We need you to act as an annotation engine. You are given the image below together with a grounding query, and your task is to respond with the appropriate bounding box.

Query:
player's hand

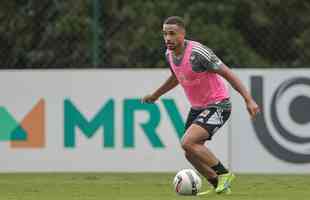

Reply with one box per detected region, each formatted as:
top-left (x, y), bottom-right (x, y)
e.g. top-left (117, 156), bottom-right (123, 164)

top-left (246, 99), bottom-right (260, 119)
top-left (141, 94), bottom-right (158, 104)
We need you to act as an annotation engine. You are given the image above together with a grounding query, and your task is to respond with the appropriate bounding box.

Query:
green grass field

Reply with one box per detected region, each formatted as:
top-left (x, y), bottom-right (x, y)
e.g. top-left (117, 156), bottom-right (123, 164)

top-left (0, 173), bottom-right (309, 200)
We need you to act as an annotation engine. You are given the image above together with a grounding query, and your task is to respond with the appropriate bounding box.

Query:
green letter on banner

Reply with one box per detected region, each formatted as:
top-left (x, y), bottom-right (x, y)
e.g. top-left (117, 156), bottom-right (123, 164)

top-left (162, 99), bottom-right (185, 140)
top-left (64, 99), bottom-right (114, 148)
top-left (123, 99), bottom-right (163, 148)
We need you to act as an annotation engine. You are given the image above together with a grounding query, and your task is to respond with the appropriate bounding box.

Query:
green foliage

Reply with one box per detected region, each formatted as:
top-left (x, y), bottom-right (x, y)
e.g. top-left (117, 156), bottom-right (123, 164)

top-left (0, 0), bottom-right (309, 68)
top-left (0, 0), bottom-right (93, 68)
top-left (235, 1), bottom-right (310, 67)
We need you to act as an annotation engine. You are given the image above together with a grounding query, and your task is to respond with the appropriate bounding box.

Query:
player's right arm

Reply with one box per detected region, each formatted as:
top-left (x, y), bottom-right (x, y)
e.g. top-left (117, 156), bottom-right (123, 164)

top-left (141, 72), bottom-right (179, 103)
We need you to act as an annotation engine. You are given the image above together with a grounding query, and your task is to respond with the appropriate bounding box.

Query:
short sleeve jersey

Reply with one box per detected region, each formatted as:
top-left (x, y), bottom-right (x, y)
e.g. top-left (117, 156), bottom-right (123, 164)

top-left (165, 40), bottom-right (223, 72)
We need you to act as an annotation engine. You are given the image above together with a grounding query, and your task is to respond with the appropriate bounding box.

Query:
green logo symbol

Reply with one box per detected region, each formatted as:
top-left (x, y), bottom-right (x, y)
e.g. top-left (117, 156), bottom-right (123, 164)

top-left (0, 99), bottom-right (45, 148)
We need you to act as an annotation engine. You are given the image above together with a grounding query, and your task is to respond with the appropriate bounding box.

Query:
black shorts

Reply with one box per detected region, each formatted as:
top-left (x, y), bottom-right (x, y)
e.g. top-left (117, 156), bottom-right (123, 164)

top-left (184, 101), bottom-right (231, 140)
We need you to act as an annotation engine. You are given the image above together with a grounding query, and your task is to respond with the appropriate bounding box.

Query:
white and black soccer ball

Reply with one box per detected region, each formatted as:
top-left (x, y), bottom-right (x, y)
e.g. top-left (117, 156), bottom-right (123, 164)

top-left (173, 169), bottom-right (202, 195)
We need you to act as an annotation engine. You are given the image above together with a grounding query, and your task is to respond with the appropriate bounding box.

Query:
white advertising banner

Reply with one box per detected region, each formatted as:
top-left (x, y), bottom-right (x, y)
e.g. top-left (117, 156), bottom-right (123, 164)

top-left (0, 69), bottom-right (309, 173)
top-left (231, 69), bottom-right (310, 173)
top-left (0, 69), bottom-right (228, 172)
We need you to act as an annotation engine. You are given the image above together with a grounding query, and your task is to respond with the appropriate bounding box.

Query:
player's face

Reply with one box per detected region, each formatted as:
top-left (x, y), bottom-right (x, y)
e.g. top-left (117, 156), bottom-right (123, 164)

top-left (162, 24), bottom-right (185, 51)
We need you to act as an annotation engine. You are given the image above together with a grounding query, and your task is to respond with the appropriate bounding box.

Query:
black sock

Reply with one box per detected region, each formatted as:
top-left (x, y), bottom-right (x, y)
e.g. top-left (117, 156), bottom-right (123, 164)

top-left (207, 177), bottom-right (218, 188)
top-left (211, 162), bottom-right (229, 175)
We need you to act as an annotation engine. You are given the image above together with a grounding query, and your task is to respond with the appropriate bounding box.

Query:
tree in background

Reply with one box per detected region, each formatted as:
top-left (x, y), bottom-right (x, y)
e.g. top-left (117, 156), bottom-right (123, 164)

top-left (0, 0), bottom-right (309, 68)
top-left (235, 0), bottom-right (310, 67)
top-left (0, 0), bottom-right (92, 68)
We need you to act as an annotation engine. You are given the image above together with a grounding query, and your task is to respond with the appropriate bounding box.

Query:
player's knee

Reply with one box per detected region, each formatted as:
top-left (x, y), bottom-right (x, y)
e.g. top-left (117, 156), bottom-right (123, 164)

top-left (181, 138), bottom-right (194, 153)
top-left (184, 151), bottom-right (196, 162)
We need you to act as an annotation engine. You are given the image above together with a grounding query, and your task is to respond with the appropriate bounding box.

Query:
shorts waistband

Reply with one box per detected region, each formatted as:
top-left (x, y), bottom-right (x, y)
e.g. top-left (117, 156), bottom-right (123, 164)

top-left (191, 98), bottom-right (230, 110)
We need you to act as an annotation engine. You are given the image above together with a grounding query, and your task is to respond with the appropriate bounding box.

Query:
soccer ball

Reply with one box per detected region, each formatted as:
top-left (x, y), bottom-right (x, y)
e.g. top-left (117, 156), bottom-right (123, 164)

top-left (173, 169), bottom-right (202, 195)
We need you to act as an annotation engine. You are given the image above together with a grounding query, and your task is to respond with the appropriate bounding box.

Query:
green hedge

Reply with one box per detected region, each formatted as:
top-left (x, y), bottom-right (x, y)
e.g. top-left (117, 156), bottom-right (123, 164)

top-left (1, 0), bottom-right (309, 68)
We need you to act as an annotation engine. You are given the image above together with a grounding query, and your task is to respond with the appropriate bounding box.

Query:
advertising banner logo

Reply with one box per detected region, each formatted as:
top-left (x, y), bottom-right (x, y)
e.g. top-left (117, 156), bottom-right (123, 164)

top-left (0, 99), bottom-right (45, 148)
top-left (251, 76), bottom-right (310, 163)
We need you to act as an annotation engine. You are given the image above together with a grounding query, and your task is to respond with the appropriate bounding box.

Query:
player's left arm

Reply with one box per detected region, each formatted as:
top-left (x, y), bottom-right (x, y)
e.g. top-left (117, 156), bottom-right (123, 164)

top-left (211, 64), bottom-right (260, 119)
top-left (192, 44), bottom-right (260, 119)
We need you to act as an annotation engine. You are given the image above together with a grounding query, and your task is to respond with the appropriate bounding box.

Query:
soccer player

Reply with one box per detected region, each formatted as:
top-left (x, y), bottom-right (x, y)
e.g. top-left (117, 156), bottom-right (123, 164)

top-left (142, 16), bottom-right (260, 194)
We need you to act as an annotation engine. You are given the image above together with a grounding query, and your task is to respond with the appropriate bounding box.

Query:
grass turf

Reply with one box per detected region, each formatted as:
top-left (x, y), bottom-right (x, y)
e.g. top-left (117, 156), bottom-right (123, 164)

top-left (0, 173), bottom-right (309, 200)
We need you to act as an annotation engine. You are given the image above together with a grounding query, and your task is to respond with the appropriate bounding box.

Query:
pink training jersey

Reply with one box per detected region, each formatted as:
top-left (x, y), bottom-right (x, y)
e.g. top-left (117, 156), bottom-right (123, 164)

top-left (168, 40), bottom-right (229, 108)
